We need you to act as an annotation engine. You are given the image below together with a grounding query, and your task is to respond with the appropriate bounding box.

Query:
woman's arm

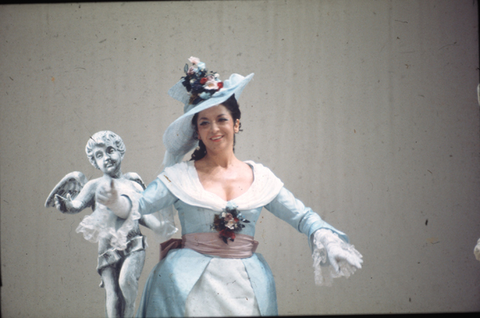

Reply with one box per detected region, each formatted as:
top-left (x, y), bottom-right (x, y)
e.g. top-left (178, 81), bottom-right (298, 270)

top-left (264, 187), bottom-right (348, 242)
top-left (135, 178), bottom-right (179, 241)
top-left (137, 178), bottom-right (178, 215)
top-left (97, 177), bottom-right (177, 218)
top-left (264, 186), bottom-right (362, 285)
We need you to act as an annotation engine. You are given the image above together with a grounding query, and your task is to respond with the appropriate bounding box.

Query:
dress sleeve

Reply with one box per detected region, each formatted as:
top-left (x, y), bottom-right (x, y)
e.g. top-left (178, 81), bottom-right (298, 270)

top-left (137, 177), bottom-right (178, 215)
top-left (264, 186), bottom-right (363, 286)
top-left (125, 178), bottom-right (179, 242)
top-left (263, 186), bottom-right (348, 246)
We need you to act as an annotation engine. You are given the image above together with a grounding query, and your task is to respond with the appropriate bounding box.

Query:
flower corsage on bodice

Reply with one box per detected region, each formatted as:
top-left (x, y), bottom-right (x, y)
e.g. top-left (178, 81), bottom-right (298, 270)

top-left (211, 203), bottom-right (250, 244)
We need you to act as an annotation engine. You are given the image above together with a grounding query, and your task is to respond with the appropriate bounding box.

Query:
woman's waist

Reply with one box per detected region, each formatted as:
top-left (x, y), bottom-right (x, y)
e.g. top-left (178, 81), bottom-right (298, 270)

top-left (160, 232), bottom-right (259, 260)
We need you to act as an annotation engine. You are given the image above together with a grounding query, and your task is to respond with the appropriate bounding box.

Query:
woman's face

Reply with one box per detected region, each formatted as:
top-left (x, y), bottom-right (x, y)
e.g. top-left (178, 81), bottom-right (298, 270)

top-left (196, 104), bottom-right (240, 155)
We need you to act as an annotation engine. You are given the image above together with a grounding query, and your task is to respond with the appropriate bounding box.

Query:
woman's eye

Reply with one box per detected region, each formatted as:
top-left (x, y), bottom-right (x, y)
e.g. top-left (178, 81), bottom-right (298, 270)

top-left (218, 117), bottom-right (228, 122)
top-left (199, 121), bottom-right (209, 126)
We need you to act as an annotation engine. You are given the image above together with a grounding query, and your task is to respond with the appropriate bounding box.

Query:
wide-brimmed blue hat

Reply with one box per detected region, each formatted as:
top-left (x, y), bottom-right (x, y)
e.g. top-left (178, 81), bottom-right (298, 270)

top-left (162, 57), bottom-right (254, 167)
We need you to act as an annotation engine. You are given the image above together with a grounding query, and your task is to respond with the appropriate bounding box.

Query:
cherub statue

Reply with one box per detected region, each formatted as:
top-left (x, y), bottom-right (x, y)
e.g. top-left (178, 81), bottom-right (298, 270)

top-left (45, 130), bottom-right (174, 318)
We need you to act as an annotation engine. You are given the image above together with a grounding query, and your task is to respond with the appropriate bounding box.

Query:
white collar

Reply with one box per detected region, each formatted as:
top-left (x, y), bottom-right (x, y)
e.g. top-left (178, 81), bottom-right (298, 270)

top-left (158, 160), bottom-right (284, 211)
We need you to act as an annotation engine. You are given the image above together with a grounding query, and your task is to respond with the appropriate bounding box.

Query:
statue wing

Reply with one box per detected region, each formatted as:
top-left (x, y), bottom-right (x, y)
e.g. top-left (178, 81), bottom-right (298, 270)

top-left (124, 172), bottom-right (146, 190)
top-left (45, 171), bottom-right (88, 208)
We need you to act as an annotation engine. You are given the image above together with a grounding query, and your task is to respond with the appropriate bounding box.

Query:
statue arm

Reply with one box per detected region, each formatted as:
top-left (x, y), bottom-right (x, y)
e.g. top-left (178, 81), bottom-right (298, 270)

top-left (55, 179), bottom-right (96, 214)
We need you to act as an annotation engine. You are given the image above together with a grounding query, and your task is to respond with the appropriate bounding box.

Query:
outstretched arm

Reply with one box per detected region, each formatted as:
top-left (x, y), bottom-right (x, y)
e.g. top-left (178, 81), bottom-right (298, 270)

top-left (133, 177), bottom-right (179, 241)
top-left (139, 213), bottom-right (162, 230)
top-left (54, 180), bottom-right (96, 214)
top-left (96, 179), bottom-right (132, 219)
top-left (264, 187), bottom-right (363, 286)
top-left (55, 193), bottom-right (82, 213)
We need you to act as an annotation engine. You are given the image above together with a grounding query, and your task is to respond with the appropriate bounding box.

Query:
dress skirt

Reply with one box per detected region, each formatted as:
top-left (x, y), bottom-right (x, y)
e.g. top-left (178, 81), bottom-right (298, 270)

top-left (135, 248), bottom-right (277, 317)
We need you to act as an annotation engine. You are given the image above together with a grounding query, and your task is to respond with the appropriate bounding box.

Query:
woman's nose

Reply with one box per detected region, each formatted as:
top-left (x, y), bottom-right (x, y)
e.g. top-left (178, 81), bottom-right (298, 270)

top-left (211, 121), bottom-right (219, 131)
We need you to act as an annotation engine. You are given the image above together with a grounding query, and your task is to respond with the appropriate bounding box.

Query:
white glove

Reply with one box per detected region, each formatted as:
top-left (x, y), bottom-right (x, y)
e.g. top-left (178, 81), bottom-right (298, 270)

top-left (312, 228), bottom-right (363, 286)
top-left (474, 238), bottom-right (480, 261)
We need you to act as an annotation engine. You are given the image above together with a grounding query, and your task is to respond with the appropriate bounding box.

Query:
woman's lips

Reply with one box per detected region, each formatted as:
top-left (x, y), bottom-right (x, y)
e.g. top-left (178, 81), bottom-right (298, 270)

top-left (210, 135), bottom-right (223, 141)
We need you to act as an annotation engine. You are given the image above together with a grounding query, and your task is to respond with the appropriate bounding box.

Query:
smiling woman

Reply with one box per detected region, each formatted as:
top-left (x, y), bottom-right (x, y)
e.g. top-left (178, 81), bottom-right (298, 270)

top-left (96, 57), bottom-right (363, 317)
top-left (190, 95), bottom-right (242, 161)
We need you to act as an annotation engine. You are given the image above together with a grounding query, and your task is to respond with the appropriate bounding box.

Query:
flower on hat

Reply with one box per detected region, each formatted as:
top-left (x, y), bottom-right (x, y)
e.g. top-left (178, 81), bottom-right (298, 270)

top-left (199, 92), bottom-right (212, 100)
top-left (197, 62), bottom-right (206, 71)
top-left (205, 79), bottom-right (220, 90)
top-left (188, 56), bottom-right (200, 65)
top-left (187, 67), bottom-right (196, 76)
top-left (181, 57), bottom-right (224, 105)
top-left (163, 58), bottom-right (254, 167)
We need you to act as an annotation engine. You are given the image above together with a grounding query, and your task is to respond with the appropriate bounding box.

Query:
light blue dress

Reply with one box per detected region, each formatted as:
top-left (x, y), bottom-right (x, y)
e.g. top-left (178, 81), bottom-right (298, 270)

top-left (134, 161), bottom-right (348, 317)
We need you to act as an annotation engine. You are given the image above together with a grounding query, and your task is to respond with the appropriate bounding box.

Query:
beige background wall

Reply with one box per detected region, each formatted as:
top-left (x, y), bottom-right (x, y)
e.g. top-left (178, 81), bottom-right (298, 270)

top-left (1, 1), bottom-right (479, 316)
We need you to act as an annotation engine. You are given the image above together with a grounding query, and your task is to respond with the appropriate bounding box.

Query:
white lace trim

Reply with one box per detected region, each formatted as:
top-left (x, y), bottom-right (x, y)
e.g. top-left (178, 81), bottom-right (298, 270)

top-left (312, 229), bottom-right (363, 286)
top-left (75, 188), bottom-right (142, 251)
top-left (145, 206), bottom-right (178, 243)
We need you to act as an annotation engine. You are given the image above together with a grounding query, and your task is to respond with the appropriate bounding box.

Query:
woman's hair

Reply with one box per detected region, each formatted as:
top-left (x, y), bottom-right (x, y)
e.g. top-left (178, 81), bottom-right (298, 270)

top-left (190, 94), bottom-right (242, 161)
top-left (85, 130), bottom-right (126, 169)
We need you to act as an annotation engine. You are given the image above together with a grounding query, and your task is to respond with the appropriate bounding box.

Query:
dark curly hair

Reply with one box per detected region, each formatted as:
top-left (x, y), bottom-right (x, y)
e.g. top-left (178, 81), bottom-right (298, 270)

top-left (190, 94), bottom-right (242, 161)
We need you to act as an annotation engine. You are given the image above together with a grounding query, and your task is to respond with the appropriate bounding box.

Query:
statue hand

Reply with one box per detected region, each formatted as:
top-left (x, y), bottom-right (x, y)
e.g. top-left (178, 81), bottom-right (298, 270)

top-left (96, 179), bottom-right (119, 208)
top-left (54, 193), bottom-right (74, 214)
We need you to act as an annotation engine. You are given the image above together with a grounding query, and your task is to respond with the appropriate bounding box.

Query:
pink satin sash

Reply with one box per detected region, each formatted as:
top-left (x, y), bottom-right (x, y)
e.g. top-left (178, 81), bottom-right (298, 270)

top-left (159, 233), bottom-right (259, 261)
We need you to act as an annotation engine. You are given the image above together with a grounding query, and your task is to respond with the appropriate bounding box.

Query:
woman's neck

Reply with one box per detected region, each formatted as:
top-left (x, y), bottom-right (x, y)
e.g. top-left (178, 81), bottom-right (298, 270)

top-left (201, 151), bottom-right (239, 169)
top-left (194, 151), bottom-right (253, 202)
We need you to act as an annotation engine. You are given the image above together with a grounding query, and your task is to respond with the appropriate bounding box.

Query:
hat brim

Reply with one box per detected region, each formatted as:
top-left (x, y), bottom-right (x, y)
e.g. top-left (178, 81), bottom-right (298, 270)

top-left (162, 73), bottom-right (254, 166)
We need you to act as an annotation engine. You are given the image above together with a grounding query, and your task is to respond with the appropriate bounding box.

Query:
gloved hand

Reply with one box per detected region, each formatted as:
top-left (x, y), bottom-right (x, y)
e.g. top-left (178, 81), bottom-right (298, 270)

top-left (474, 238), bottom-right (480, 261)
top-left (312, 228), bottom-right (363, 286)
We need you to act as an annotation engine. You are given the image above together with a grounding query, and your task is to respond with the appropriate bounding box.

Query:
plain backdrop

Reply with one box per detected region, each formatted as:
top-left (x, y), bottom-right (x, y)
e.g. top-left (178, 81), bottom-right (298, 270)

top-left (1, 1), bottom-right (479, 316)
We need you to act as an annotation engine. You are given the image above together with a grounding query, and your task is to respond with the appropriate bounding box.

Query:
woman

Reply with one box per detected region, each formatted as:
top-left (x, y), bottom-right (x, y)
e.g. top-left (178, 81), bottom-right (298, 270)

top-left (97, 57), bottom-right (363, 317)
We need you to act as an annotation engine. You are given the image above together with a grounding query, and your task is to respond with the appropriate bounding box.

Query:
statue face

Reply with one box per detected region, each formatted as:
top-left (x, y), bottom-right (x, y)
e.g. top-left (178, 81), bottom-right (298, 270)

top-left (93, 144), bottom-right (122, 177)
